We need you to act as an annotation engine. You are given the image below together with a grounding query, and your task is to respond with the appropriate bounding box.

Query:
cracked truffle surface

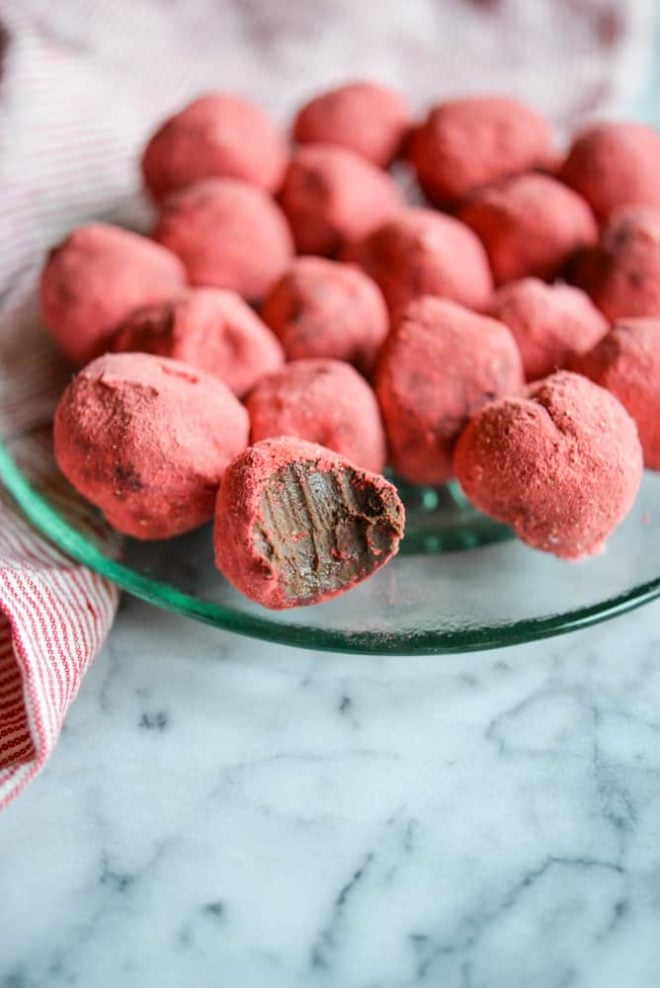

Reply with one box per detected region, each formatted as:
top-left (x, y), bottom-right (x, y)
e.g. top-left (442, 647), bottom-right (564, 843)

top-left (54, 352), bottom-right (249, 540)
top-left (214, 437), bottom-right (404, 609)
top-left (39, 223), bottom-right (187, 368)
top-left (375, 297), bottom-right (524, 485)
top-left (454, 370), bottom-right (643, 559)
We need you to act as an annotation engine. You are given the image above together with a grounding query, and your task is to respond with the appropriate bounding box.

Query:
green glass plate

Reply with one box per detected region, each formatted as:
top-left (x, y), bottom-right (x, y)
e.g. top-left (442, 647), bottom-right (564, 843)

top-left (2, 434), bottom-right (659, 655)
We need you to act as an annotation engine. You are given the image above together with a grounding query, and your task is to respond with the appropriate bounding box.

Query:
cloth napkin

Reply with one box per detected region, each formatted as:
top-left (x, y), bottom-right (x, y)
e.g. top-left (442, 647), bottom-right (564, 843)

top-left (0, 0), bottom-right (656, 808)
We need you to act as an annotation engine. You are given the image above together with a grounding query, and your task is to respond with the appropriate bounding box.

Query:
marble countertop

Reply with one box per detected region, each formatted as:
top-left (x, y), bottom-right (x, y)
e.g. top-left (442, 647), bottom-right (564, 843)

top-left (3, 595), bottom-right (660, 987)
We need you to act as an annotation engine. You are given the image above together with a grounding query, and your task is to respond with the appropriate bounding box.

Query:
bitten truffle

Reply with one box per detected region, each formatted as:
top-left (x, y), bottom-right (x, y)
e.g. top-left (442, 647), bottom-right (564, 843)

top-left (278, 144), bottom-right (402, 255)
top-left (454, 371), bottom-right (643, 559)
top-left (458, 173), bottom-right (597, 285)
top-left (293, 81), bottom-right (409, 166)
top-left (111, 287), bottom-right (283, 397)
top-left (54, 352), bottom-right (249, 540)
top-left (260, 257), bottom-right (388, 375)
top-left (410, 96), bottom-right (551, 207)
top-left (153, 178), bottom-right (294, 301)
top-left (570, 206), bottom-right (660, 320)
top-left (246, 358), bottom-right (386, 473)
top-left (375, 297), bottom-right (524, 484)
top-left (213, 437), bottom-right (404, 609)
top-left (348, 208), bottom-right (493, 316)
top-left (39, 223), bottom-right (186, 367)
top-left (141, 92), bottom-right (287, 202)
top-left (489, 278), bottom-right (607, 380)
top-left (559, 122), bottom-right (660, 222)
top-left (572, 317), bottom-right (660, 469)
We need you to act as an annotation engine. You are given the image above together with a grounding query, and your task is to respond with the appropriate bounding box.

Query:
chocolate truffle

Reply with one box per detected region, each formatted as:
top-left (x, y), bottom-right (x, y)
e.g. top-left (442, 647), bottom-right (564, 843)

top-left (573, 317), bottom-right (660, 469)
top-left (489, 278), bottom-right (607, 381)
top-left (559, 122), bottom-right (660, 222)
top-left (214, 437), bottom-right (404, 609)
top-left (111, 287), bottom-right (283, 397)
top-left (410, 96), bottom-right (551, 207)
top-left (141, 92), bottom-right (287, 202)
top-left (459, 173), bottom-right (597, 285)
top-left (260, 257), bottom-right (388, 375)
top-left (375, 297), bottom-right (524, 485)
top-left (293, 80), bottom-right (409, 166)
top-left (348, 207), bottom-right (493, 316)
top-left (246, 359), bottom-right (386, 473)
top-left (570, 206), bottom-right (660, 320)
top-left (54, 352), bottom-right (249, 540)
top-left (39, 223), bottom-right (186, 367)
top-left (153, 178), bottom-right (294, 302)
top-left (454, 371), bottom-right (643, 559)
top-left (278, 144), bottom-right (402, 255)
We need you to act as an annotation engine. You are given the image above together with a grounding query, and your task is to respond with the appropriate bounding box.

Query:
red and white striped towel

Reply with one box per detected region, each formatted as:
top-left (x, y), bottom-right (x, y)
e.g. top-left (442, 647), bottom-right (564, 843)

top-left (0, 0), bottom-right (656, 808)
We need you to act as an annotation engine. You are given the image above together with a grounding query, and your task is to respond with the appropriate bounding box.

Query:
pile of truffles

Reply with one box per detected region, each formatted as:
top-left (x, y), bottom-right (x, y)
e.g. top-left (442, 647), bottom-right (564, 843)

top-left (44, 84), bottom-right (660, 609)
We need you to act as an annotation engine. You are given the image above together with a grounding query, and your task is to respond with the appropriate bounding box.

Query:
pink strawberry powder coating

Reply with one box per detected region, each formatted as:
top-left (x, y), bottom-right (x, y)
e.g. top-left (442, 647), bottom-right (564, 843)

top-left (214, 437), bottom-right (404, 609)
top-left (111, 287), bottom-right (283, 397)
top-left (246, 358), bottom-right (386, 473)
top-left (573, 317), bottom-right (660, 470)
top-left (54, 352), bottom-right (249, 540)
top-left (141, 92), bottom-right (287, 202)
top-left (153, 178), bottom-right (294, 302)
top-left (39, 223), bottom-right (186, 368)
top-left (454, 370), bottom-right (642, 559)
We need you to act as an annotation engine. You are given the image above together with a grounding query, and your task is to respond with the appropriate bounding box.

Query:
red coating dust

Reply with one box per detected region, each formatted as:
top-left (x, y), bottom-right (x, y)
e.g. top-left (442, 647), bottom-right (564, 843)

top-left (454, 371), bottom-right (643, 559)
top-left (375, 297), bottom-right (524, 485)
top-left (153, 178), bottom-right (294, 301)
top-left (571, 206), bottom-right (660, 320)
top-left (293, 81), bottom-right (409, 167)
top-left (278, 144), bottom-right (402, 255)
top-left (111, 287), bottom-right (283, 397)
top-left (214, 437), bottom-right (405, 609)
top-left (410, 96), bottom-right (552, 207)
top-left (141, 92), bottom-right (287, 202)
top-left (246, 358), bottom-right (387, 473)
top-left (39, 223), bottom-right (187, 368)
top-left (559, 122), bottom-right (660, 222)
top-left (572, 317), bottom-right (660, 470)
top-left (54, 352), bottom-right (249, 540)
top-left (489, 278), bottom-right (608, 381)
top-left (347, 208), bottom-right (494, 316)
top-left (260, 257), bottom-right (388, 376)
top-left (458, 173), bottom-right (597, 284)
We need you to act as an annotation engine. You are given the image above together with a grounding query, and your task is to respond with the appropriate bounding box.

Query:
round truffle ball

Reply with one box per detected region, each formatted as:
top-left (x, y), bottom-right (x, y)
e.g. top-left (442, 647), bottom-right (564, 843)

top-left (375, 297), bottom-right (524, 485)
top-left (559, 122), bottom-right (660, 222)
top-left (293, 80), bottom-right (409, 167)
top-left (410, 96), bottom-right (551, 207)
top-left (214, 437), bottom-right (405, 609)
top-left (489, 278), bottom-right (607, 381)
top-left (278, 144), bottom-right (402, 255)
top-left (454, 371), bottom-right (643, 559)
top-left (348, 208), bottom-right (494, 316)
top-left (111, 287), bottom-right (283, 397)
top-left (260, 257), bottom-right (388, 376)
top-left (54, 352), bottom-right (249, 540)
top-left (141, 92), bottom-right (287, 202)
top-left (458, 173), bottom-right (597, 285)
top-left (153, 179), bottom-right (293, 302)
top-left (572, 317), bottom-right (660, 470)
top-left (246, 358), bottom-right (386, 473)
top-left (570, 206), bottom-right (660, 320)
top-left (39, 223), bottom-right (187, 367)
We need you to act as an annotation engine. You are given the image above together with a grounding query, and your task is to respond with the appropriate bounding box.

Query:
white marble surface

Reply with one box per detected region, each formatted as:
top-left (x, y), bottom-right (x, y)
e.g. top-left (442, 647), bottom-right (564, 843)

top-left (2, 596), bottom-right (660, 987)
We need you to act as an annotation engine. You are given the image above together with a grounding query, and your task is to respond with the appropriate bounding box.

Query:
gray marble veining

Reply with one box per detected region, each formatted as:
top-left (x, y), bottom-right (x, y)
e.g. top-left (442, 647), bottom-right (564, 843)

top-left (2, 597), bottom-right (660, 987)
